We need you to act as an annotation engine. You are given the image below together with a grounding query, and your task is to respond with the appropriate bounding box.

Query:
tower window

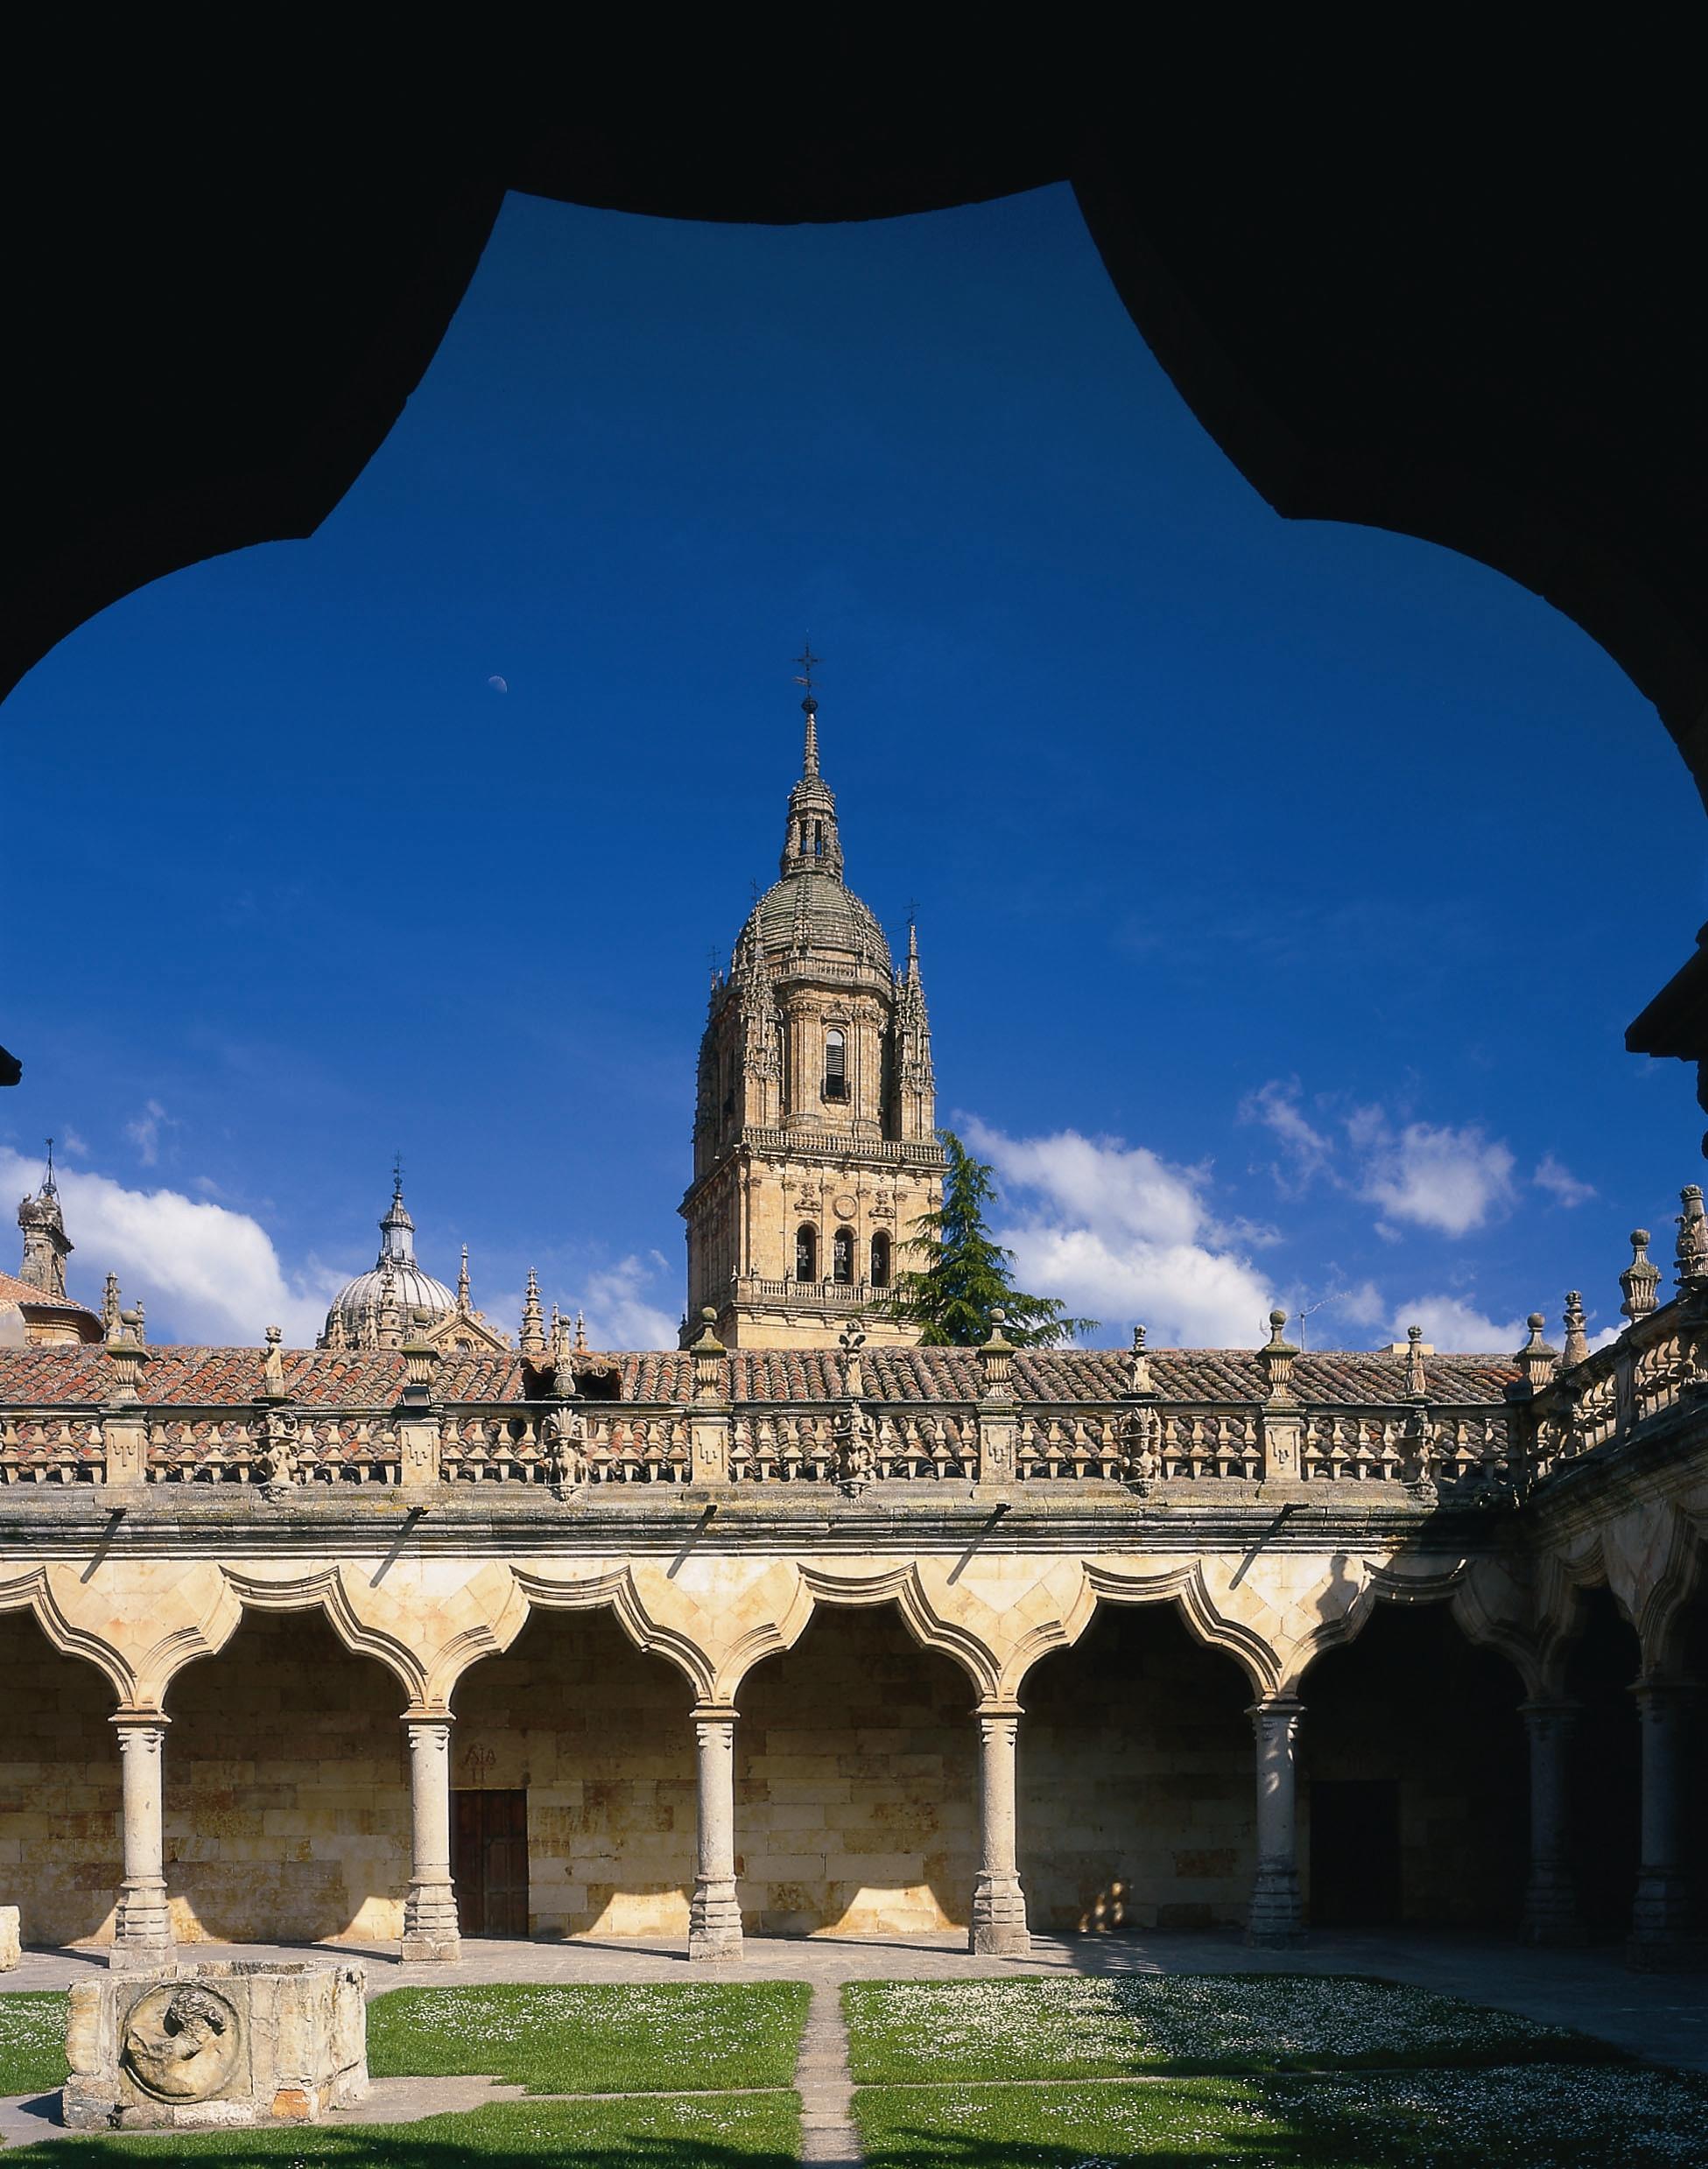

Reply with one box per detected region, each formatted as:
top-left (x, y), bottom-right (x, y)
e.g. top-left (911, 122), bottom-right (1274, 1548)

top-left (833, 1227), bottom-right (854, 1284)
top-left (823, 1028), bottom-right (847, 1101)
top-left (795, 1225), bottom-right (818, 1282)
top-left (813, 819), bottom-right (824, 858)
top-left (870, 1232), bottom-right (890, 1287)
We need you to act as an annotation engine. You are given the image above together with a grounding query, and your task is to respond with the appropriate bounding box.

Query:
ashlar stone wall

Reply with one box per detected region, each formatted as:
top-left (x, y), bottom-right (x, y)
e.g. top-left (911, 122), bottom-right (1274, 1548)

top-left (163, 1613), bottom-right (409, 1947)
top-left (0, 1613), bottom-right (121, 1947)
top-left (450, 1611), bottom-right (697, 1939)
top-left (734, 1605), bottom-right (978, 1934)
top-left (1018, 1604), bottom-right (1255, 1934)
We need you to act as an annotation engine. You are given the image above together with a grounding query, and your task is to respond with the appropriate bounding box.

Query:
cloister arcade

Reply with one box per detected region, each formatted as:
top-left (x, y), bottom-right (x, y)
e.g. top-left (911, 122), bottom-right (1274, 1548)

top-left (0, 1531), bottom-right (1699, 1967)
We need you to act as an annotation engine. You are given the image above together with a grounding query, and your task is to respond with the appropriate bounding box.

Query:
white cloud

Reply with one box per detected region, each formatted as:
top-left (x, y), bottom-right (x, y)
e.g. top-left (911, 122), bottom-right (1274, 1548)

top-left (562, 1253), bottom-right (678, 1351)
top-left (1240, 1079), bottom-right (1333, 1192)
top-left (124, 1099), bottom-right (175, 1168)
top-left (1385, 1293), bottom-right (1525, 1351)
top-left (959, 1119), bottom-right (1276, 1347)
top-left (0, 1149), bottom-right (340, 1345)
top-left (1334, 1280), bottom-right (1388, 1329)
top-left (1352, 1114), bottom-right (1516, 1238)
top-left (1533, 1155), bottom-right (1596, 1208)
top-left (57, 1129), bottom-right (89, 1159)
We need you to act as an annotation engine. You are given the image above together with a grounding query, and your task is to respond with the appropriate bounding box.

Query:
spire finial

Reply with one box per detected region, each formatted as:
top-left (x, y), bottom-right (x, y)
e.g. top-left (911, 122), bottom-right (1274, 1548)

top-left (519, 1268), bottom-right (546, 1356)
top-left (391, 1151), bottom-right (404, 1203)
top-left (457, 1244), bottom-right (471, 1313)
top-left (793, 641), bottom-right (823, 778)
top-left (42, 1138), bottom-right (56, 1198)
top-left (573, 1309), bottom-right (587, 1352)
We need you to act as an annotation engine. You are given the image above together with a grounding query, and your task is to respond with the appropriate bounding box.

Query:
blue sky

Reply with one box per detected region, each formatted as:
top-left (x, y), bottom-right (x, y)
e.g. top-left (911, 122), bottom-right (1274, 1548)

top-left (3, 184), bottom-right (1703, 1352)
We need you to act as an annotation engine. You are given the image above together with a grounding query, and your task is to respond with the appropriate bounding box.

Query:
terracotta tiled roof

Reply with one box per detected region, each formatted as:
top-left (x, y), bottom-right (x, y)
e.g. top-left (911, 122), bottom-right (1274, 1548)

top-left (0, 1342), bottom-right (1517, 1409)
top-left (0, 1269), bottom-right (102, 1334)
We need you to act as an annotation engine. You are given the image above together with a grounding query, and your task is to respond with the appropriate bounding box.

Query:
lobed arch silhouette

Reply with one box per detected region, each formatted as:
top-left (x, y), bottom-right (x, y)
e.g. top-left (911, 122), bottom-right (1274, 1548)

top-left (5, 42), bottom-right (1704, 1095)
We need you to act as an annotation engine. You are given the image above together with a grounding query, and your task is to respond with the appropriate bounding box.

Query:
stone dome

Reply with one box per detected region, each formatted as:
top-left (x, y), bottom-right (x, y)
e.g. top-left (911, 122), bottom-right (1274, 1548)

top-left (326, 1260), bottom-right (457, 1333)
top-left (320, 1176), bottom-right (456, 1345)
top-left (737, 870), bottom-right (893, 972)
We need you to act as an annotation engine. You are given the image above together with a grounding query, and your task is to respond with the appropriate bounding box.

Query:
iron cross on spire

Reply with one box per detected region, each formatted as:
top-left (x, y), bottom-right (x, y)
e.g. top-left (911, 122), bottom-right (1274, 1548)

top-left (792, 641), bottom-right (822, 693)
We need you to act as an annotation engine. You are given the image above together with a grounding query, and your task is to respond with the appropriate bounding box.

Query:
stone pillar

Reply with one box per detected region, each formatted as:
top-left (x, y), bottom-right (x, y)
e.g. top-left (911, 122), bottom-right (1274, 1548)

top-left (400, 1715), bottom-right (461, 1962)
top-left (109, 1715), bottom-right (172, 1969)
top-left (1518, 1699), bottom-right (1585, 1944)
top-left (689, 1704), bottom-right (742, 1961)
top-left (1628, 1677), bottom-right (1700, 1964)
top-left (969, 1705), bottom-right (1030, 1955)
top-left (1246, 1695), bottom-right (1305, 1946)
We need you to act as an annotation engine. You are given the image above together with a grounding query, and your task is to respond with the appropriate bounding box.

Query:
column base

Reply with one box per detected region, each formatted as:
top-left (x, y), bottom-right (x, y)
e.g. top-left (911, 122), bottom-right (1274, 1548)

top-left (110, 1883), bottom-right (172, 1970)
top-left (689, 1877), bottom-right (743, 1962)
top-left (1518, 1870), bottom-right (1587, 1947)
top-left (969, 1875), bottom-right (1031, 1956)
top-left (1246, 1862), bottom-right (1305, 1948)
top-left (402, 1879), bottom-right (461, 1962)
top-left (1627, 1870), bottom-right (1702, 1968)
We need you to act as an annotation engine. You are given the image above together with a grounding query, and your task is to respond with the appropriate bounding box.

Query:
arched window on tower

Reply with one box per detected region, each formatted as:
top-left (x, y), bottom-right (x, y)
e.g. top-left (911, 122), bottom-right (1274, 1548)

top-left (870, 1232), bottom-right (890, 1287)
top-left (832, 1227), bottom-right (854, 1284)
top-left (823, 1028), bottom-right (847, 1101)
top-left (795, 1225), bottom-right (818, 1282)
top-left (813, 819), bottom-right (825, 859)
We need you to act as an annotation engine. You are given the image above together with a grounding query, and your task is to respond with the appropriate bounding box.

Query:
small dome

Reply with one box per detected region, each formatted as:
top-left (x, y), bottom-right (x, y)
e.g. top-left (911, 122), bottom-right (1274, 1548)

top-left (326, 1261), bottom-right (457, 1333)
top-left (738, 870), bottom-right (892, 972)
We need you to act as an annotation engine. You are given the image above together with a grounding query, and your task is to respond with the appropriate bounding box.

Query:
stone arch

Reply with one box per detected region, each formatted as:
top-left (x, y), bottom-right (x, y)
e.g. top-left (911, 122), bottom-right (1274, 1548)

top-left (1295, 1601), bottom-right (1527, 1932)
top-left (0, 1562), bottom-right (243, 1712)
top-left (732, 1595), bottom-right (978, 1936)
top-left (448, 1604), bottom-right (698, 1941)
top-left (161, 1605), bottom-right (411, 1947)
top-left (1017, 1599), bottom-right (1255, 1935)
top-left (0, 1606), bottom-right (124, 1947)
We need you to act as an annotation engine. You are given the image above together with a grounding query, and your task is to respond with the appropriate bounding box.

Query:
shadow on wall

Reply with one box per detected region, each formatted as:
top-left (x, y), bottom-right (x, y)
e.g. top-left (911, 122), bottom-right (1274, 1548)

top-left (0, 1610), bottom-right (122, 1947)
top-left (163, 1610), bottom-right (408, 1947)
top-left (1018, 1604), bottom-right (1255, 1934)
top-left (1563, 1588), bottom-right (1641, 1942)
top-left (735, 1604), bottom-right (977, 1936)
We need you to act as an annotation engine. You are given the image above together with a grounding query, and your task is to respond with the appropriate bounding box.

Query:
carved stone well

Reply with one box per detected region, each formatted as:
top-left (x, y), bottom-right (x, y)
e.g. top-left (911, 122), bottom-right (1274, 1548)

top-left (63, 1960), bottom-right (368, 2130)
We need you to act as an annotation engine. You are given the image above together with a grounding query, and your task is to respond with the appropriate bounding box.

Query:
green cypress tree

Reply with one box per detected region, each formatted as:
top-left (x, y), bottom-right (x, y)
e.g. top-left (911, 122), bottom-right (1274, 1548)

top-left (875, 1130), bottom-right (1097, 1347)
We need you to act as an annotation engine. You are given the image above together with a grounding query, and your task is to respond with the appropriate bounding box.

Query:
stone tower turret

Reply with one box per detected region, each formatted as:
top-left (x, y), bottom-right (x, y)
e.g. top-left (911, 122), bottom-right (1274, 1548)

top-left (680, 691), bottom-right (945, 1347)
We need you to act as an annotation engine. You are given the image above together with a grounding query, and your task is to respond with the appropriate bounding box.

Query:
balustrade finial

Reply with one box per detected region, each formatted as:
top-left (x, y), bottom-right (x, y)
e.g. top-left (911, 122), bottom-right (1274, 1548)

top-left (1676, 1186), bottom-right (1708, 1288)
top-left (1562, 1291), bottom-right (1589, 1367)
top-left (1516, 1312), bottom-right (1559, 1390)
top-left (1259, 1309), bottom-right (1297, 1400)
top-left (1620, 1229), bottom-right (1661, 1328)
top-left (1404, 1323), bottom-right (1428, 1399)
top-left (1127, 1323), bottom-right (1154, 1399)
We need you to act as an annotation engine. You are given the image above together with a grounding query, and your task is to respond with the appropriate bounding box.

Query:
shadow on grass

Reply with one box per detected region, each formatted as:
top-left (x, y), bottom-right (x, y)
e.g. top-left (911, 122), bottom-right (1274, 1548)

top-left (5, 2096), bottom-right (799, 2166)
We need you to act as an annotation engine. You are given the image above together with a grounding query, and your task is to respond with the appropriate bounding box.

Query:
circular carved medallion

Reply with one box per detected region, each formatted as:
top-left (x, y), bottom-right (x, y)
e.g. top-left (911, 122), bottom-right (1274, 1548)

top-left (833, 1194), bottom-right (857, 1220)
top-left (122, 1983), bottom-right (242, 2102)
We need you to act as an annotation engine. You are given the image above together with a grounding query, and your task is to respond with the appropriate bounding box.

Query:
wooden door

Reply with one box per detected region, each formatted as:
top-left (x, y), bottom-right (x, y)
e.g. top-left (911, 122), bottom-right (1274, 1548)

top-left (453, 1788), bottom-right (529, 1937)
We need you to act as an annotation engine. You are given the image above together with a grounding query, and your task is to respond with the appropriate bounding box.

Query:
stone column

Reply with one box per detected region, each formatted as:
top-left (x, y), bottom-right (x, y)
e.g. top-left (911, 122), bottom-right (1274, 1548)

top-left (1246, 1695), bottom-right (1305, 1946)
top-left (1518, 1699), bottom-right (1585, 1945)
top-left (969, 1705), bottom-right (1030, 1955)
top-left (400, 1714), bottom-right (461, 1962)
top-left (1628, 1677), bottom-right (1700, 1964)
top-left (689, 1704), bottom-right (742, 1961)
top-left (109, 1714), bottom-right (172, 1969)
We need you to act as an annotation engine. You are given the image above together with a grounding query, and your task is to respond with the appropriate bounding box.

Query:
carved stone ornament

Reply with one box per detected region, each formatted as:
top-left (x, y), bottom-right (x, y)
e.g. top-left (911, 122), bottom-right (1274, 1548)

top-left (833, 1401), bottom-right (875, 1495)
top-left (255, 1409), bottom-right (300, 1493)
top-left (1121, 1401), bottom-right (1161, 1492)
top-left (541, 1407), bottom-right (587, 1492)
top-left (833, 1194), bottom-right (857, 1220)
top-left (122, 1983), bottom-right (242, 2102)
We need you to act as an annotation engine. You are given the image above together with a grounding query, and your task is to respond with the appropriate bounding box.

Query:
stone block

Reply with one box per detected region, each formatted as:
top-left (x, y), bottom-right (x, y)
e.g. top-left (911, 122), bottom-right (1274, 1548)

top-left (0, 1905), bottom-right (18, 1969)
top-left (62, 1960), bottom-right (367, 2130)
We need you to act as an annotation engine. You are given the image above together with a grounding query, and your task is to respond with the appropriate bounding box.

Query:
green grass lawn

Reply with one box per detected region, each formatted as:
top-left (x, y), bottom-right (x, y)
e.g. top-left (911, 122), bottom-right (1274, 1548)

top-left (842, 1974), bottom-right (1612, 2083)
top-left (847, 1976), bottom-right (1708, 2168)
top-left (4, 2090), bottom-right (800, 2165)
top-left (853, 2066), bottom-right (1708, 2167)
top-left (0, 1994), bottom-right (68, 2095)
top-left (368, 1981), bottom-right (810, 2093)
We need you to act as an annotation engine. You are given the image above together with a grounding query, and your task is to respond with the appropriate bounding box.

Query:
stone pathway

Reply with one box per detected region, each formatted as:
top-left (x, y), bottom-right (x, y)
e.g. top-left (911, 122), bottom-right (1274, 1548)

top-left (796, 1980), bottom-right (859, 2165)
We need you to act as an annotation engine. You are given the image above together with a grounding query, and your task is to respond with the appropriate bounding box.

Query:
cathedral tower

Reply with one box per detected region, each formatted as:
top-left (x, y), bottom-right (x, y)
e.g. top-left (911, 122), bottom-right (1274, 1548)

top-left (681, 693), bottom-right (945, 1347)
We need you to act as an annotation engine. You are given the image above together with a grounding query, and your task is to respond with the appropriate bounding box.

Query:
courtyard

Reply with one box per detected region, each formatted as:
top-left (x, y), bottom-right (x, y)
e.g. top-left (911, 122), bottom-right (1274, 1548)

top-left (0, 1933), bottom-right (1703, 2165)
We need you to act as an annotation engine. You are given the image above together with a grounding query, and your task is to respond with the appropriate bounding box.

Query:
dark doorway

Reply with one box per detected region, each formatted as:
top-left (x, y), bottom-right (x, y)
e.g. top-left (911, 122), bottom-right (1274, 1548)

top-left (1310, 1779), bottom-right (1401, 1926)
top-left (453, 1788), bottom-right (529, 1937)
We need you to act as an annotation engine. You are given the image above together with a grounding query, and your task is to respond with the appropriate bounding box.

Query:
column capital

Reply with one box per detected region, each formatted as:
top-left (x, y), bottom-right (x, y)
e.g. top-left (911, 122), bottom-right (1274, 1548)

top-left (1631, 1674), bottom-right (1701, 1709)
top-left (402, 1707), bottom-right (455, 1729)
top-left (1246, 1694), bottom-right (1304, 1724)
top-left (691, 1702), bottom-right (739, 1725)
top-left (110, 1709), bottom-right (169, 1734)
top-left (974, 1701), bottom-right (1023, 1723)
